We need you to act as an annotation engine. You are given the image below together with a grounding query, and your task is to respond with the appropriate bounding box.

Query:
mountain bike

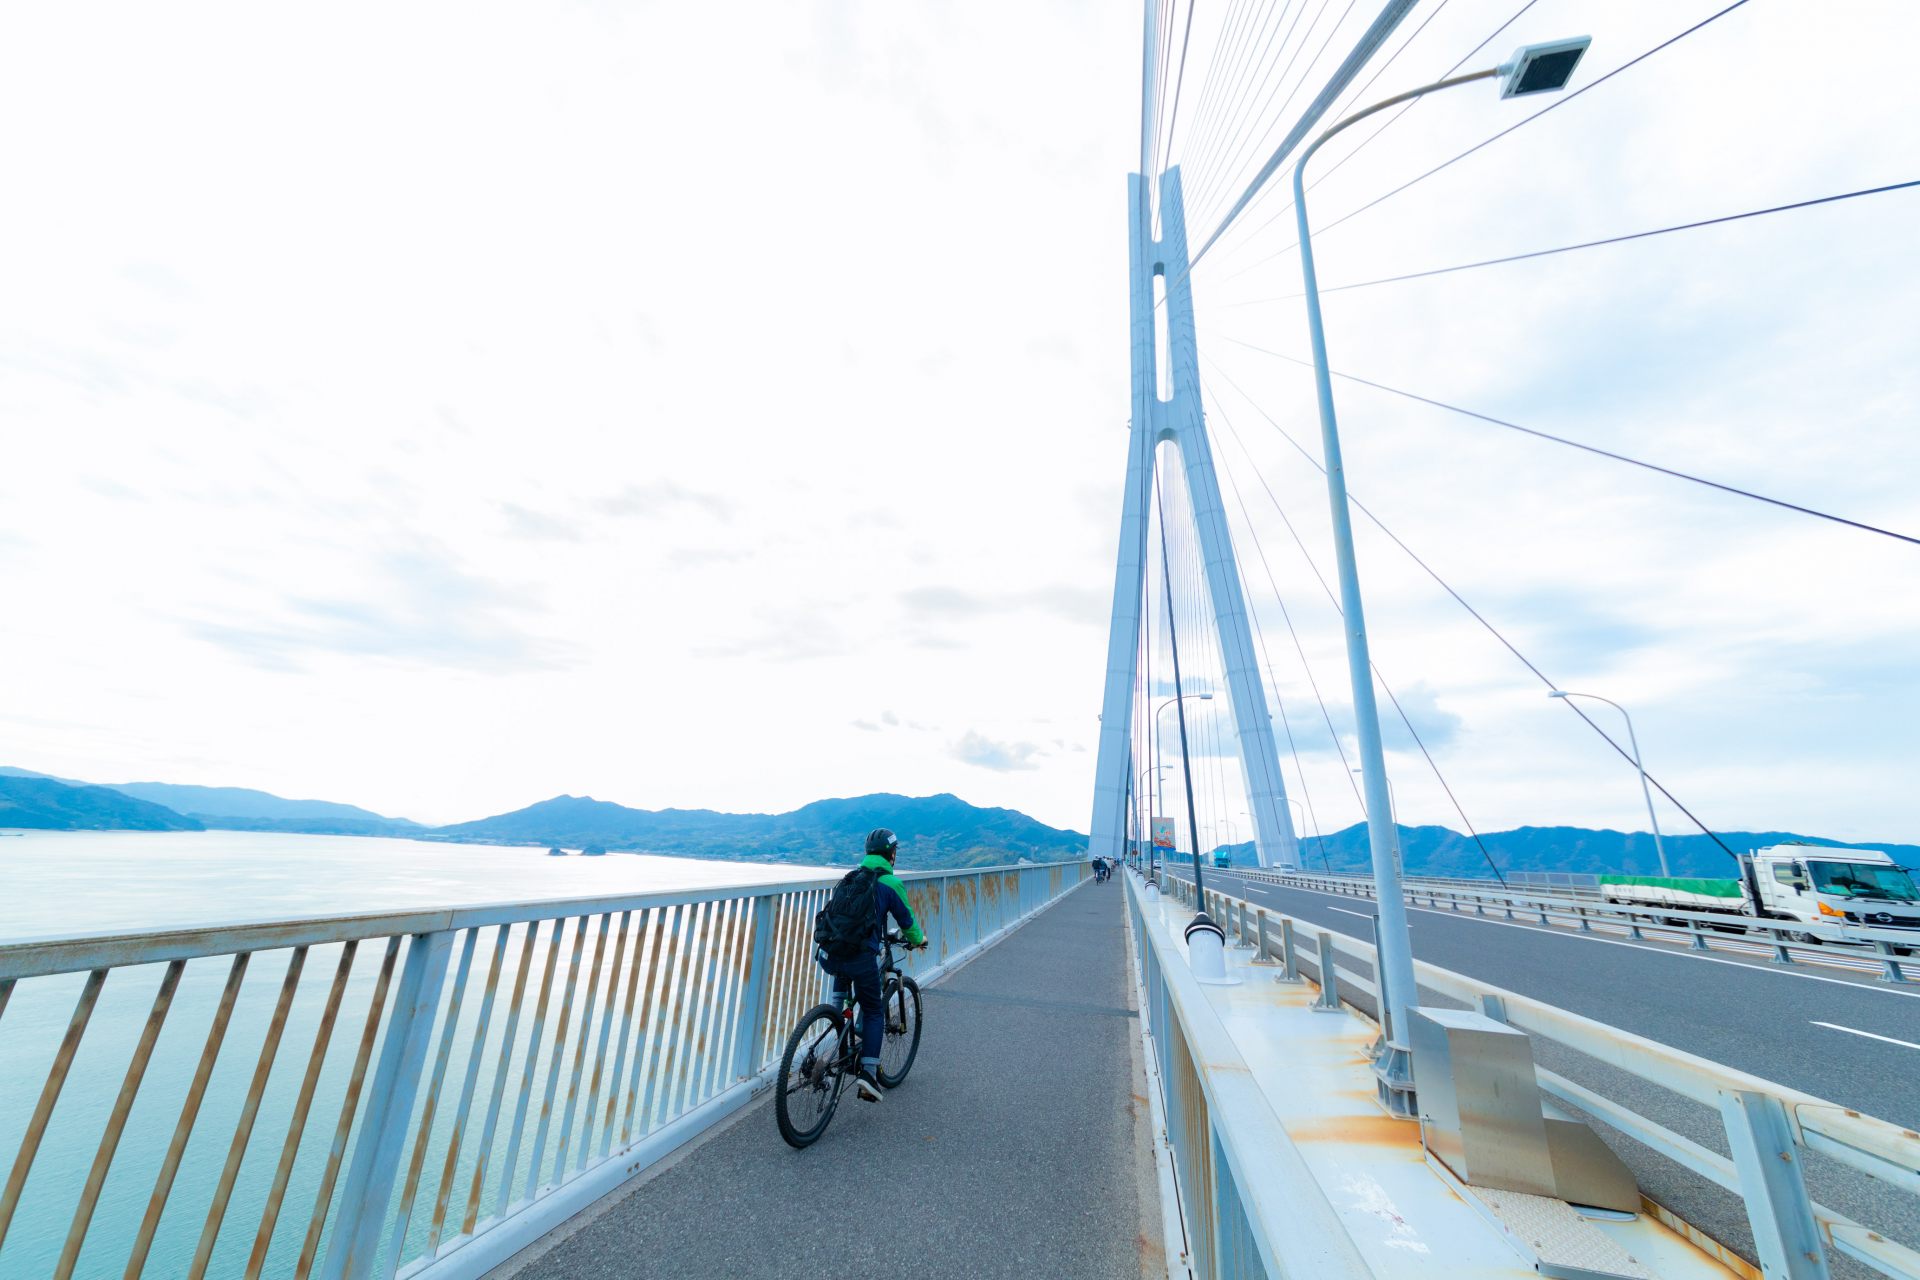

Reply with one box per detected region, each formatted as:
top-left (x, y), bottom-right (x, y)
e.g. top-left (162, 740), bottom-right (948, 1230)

top-left (775, 931), bottom-right (925, 1149)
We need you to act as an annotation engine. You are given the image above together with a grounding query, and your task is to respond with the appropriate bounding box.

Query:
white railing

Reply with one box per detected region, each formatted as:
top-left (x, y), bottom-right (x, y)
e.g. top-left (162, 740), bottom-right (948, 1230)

top-left (1229, 866), bottom-right (1919, 982)
top-left (1157, 871), bottom-right (1920, 1280)
top-left (1123, 876), bottom-right (1371, 1280)
top-left (0, 860), bottom-right (1087, 1280)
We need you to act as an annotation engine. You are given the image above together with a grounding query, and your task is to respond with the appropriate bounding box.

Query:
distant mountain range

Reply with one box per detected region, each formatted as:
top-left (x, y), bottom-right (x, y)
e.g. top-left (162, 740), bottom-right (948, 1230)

top-left (0, 775), bottom-right (204, 832)
top-left (0, 766), bottom-right (1080, 868)
top-left (436, 792), bottom-right (1084, 868)
top-left (5, 763), bottom-right (1914, 877)
top-left (1208, 823), bottom-right (1920, 878)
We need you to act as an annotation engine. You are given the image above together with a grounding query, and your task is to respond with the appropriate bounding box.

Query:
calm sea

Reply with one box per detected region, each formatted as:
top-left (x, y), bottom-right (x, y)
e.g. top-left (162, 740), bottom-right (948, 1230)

top-left (0, 830), bottom-right (829, 1278)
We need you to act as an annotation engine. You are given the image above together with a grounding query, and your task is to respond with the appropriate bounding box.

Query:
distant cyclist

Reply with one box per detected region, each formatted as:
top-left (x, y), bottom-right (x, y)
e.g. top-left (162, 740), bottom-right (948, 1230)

top-left (813, 828), bottom-right (926, 1102)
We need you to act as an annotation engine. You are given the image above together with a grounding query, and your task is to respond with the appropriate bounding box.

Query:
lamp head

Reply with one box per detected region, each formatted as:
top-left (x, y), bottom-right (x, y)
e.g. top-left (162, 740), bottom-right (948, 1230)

top-left (1547, 690), bottom-right (1569, 699)
top-left (1498, 36), bottom-right (1591, 98)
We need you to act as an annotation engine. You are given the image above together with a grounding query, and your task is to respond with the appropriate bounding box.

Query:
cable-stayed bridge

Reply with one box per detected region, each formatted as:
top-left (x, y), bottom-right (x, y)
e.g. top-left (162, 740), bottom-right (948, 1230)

top-left (4, 2), bottom-right (1919, 1278)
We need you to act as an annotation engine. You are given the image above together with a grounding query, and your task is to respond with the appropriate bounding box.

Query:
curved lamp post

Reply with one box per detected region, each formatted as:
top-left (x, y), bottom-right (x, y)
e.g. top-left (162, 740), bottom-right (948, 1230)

top-left (1550, 689), bottom-right (1669, 876)
top-left (1292, 35), bottom-right (1592, 1113)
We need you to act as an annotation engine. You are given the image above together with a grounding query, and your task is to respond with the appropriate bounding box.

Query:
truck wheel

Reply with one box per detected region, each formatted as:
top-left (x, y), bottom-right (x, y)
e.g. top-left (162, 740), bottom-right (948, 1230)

top-left (1791, 931), bottom-right (1822, 945)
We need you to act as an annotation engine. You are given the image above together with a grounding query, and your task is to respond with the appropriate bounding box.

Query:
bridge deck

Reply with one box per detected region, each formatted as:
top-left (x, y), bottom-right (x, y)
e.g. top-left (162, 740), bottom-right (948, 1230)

top-left (495, 881), bottom-right (1160, 1280)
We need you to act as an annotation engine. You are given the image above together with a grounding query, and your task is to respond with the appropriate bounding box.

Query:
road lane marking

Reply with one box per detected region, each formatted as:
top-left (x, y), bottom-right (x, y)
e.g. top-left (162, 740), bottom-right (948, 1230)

top-left (1328, 907), bottom-right (1374, 920)
top-left (1812, 1021), bottom-right (1920, 1050)
top-left (1171, 872), bottom-right (1920, 1001)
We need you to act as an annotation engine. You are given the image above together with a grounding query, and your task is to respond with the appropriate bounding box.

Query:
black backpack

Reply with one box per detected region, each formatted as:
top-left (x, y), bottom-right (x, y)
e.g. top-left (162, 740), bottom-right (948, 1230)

top-left (814, 865), bottom-right (880, 959)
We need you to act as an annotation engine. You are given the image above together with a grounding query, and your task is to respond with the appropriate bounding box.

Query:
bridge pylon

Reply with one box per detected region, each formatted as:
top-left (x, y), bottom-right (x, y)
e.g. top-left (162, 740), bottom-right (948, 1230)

top-left (1090, 166), bottom-right (1300, 872)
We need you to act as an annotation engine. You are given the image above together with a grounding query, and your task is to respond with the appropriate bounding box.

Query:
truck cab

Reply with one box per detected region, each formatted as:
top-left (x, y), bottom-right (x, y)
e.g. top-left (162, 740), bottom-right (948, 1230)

top-left (1212, 851), bottom-right (1232, 869)
top-left (1745, 845), bottom-right (1920, 937)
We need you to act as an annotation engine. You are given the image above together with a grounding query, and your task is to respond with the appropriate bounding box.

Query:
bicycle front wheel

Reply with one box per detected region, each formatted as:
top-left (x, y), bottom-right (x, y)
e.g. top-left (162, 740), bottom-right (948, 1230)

top-left (777, 1004), bottom-right (846, 1149)
top-left (876, 975), bottom-right (922, 1087)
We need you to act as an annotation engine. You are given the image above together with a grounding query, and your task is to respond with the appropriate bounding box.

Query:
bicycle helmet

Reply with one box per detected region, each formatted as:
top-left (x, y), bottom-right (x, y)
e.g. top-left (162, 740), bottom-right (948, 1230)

top-left (865, 828), bottom-right (900, 862)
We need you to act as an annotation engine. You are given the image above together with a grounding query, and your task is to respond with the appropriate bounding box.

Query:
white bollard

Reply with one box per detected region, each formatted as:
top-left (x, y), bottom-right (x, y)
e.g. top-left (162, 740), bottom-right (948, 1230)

top-left (1186, 913), bottom-right (1236, 985)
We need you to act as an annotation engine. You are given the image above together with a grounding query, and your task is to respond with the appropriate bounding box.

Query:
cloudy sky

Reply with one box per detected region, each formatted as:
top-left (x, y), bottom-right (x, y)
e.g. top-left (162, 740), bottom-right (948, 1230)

top-left (2, 1), bottom-right (1915, 845)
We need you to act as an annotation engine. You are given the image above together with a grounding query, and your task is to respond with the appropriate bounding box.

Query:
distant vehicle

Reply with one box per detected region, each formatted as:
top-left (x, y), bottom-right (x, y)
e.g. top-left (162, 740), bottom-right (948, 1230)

top-left (1599, 844), bottom-right (1920, 945)
top-left (1212, 851), bottom-right (1232, 869)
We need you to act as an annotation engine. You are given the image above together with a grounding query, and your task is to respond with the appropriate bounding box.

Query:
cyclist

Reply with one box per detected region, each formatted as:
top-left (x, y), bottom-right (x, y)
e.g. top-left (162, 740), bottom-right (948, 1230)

top-left (816, 828), bottom-right (925, 1102)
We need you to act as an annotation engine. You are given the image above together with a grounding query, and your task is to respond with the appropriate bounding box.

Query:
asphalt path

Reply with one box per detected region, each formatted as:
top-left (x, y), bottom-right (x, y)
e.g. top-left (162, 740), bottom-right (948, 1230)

top-left (497, 883), bottom-right (1160, 1280)
top-left (1166, 866), bottom-right (1920, 1275)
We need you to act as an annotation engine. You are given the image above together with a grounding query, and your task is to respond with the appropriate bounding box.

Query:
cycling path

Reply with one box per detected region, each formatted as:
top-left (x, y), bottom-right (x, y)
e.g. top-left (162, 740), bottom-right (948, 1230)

top-left (496, 879), bottom-right (1162, 1280)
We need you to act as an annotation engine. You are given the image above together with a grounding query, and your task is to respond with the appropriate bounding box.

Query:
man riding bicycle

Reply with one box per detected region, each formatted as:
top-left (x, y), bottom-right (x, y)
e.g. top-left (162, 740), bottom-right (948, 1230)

top-left (815, 828), bottom-right (926, 1102)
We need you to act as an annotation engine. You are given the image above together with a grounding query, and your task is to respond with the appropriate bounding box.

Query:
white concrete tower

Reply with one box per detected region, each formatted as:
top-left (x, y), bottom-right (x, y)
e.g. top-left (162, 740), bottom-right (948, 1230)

top-left (1089, 166), bottom-right (1300, 870)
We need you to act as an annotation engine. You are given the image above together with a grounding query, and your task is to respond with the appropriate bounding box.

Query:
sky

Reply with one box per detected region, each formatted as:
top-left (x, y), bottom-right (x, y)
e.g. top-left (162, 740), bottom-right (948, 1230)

top-left (1, 1), bottom-right (1915, 845)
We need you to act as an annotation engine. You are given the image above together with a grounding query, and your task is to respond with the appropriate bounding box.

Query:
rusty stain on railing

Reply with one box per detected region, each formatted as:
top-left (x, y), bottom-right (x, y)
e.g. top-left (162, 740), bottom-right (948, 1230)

top-left (0, 861), bottom-right (1083, 1280)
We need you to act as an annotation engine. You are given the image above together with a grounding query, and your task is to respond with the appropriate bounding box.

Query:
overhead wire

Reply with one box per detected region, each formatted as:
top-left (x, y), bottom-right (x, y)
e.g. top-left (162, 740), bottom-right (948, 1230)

top-left (1198, 348), bottom-right (1745, 860)
top-left (1212, 335), bottom-right (1920, 549)
top-left (1182, 0), bottom-right (1316, 209)
top-left (1176, 0), bottom-right (1278, 182)
top-left (1268, 178), bottom-right (1920, 298)
top-left (1201, 0), bottom-right (1540, 285)
top-left (1312, 0), bottom-right (1757, 242)
top-left (1189, 0), bottom-right (1354, 233)
top-left (1207, 384), bottom-right (1510, 885)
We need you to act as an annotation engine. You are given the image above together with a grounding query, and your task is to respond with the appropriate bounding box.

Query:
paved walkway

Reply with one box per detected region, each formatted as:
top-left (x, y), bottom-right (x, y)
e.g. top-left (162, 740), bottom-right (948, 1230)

top-left (501, 880), bottom-right (1160, 1280)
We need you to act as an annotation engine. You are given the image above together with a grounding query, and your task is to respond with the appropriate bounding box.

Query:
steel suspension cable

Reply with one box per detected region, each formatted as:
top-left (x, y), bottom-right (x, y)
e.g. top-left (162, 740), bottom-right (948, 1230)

top-left (1212, 335), bottom-right (1920, 548)
top-left (1183, 0), bottom-right (1317, 209)
top-left (1190, 0), bottom-right (1357, 233)
top-left (1200, 0), bottom-right (1540, 283)
top-left (1208, 390), bottom-right (1509, 884)
top-left (1200, 348), bottom-right (1744, 859)
top-left (1313, 0), bottom-right (1756, 241)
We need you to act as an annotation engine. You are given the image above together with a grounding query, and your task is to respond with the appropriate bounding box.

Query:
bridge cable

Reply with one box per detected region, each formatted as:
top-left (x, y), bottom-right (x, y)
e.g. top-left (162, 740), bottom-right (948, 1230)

top-left (1204, 437), bottom-right (1343, 870)
top-left (1176, 0), bottom-right (1281, 182)
top-left (1311, 0), bottom-right (1756, 242)
top-left (1181, 0), bottom-right (1320, 217)
top-left (1199, 349), bottom-right (1745, 860)
top-left (1159, 0), bottom-right (1201, 172)
top-left (1190, 0), bottom-right (1360, 236)
top-left (1211, 335), bottom-right (1920, 549)
top-left (1208, 387), bottom-right (1510, 884)
top-left (1254, 178), bottom-right (1920, 299)
top-left (1197, 0), bottom-right (1541, 282)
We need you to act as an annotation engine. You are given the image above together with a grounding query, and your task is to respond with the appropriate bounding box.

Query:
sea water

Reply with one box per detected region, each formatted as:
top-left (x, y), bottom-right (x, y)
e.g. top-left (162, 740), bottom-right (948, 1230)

top-left (0, 830), bottom-right (827, 1278)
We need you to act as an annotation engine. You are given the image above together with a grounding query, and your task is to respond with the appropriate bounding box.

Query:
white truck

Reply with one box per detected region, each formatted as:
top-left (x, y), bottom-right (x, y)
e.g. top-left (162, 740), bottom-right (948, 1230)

top-left (1598, 844), bottom-right (1920, 945)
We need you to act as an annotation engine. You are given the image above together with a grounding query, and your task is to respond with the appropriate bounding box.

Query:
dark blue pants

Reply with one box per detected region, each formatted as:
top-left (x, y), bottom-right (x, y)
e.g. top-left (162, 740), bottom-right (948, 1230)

top-left (820, 951), bottom-right (883, 1069)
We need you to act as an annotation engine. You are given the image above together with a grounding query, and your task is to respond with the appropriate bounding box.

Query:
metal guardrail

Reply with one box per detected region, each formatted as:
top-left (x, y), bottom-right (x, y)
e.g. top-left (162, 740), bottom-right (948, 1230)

top-left (1234, 867), bottom-right (1919, 982)
top-left (1157, 871), bottom-right (1920, 1280)
top-left (1123, 876), bottom-right (1372, 1280)
top-left (0, 860), bottom-right (1087, 1280)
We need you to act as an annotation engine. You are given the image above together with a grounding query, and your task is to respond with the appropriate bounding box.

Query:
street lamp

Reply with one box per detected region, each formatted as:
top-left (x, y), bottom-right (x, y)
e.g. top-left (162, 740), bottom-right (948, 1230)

top-left (1139, 764), bottom-right (1174, 883)
top-left (1549, 689), bottom-right (1669, 876)
top-left (1291, 36), bottom-right (1591, 1116)
top-left (1155, 692), bottom-right (1213, 861)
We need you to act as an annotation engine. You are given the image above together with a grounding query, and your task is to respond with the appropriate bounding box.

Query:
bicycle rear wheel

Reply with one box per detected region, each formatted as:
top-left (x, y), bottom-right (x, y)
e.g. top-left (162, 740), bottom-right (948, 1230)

top-left (875, 974), bottom-right (922, 1087)
top-left (776, 1004), bottom-right (847, 1148)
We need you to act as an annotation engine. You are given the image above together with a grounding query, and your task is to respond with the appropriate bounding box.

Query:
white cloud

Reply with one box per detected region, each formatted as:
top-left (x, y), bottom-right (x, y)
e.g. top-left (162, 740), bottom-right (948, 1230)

top-left (0, 0), bottom-right (1914, 850)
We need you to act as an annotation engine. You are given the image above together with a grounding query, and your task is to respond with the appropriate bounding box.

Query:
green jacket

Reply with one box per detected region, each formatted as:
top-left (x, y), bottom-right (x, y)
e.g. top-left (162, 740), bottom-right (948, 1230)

top-left (862, 852), bottom-right (927, 949)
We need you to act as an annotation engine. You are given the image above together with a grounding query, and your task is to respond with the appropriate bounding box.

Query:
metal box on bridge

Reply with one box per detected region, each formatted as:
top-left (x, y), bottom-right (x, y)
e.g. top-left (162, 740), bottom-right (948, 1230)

top-left (1411, 1007), bottom-right (1638, 1214)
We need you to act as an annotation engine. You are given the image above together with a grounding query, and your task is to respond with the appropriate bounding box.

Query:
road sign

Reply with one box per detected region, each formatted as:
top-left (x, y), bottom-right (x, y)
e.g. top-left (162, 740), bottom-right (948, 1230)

top-left (1152, 818), bottom-right (1175, 850)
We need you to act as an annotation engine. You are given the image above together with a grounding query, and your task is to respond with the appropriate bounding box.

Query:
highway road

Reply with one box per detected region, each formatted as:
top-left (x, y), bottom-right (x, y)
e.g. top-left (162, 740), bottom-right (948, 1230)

top-left (1158, 865), bottom-right (1920, 1274)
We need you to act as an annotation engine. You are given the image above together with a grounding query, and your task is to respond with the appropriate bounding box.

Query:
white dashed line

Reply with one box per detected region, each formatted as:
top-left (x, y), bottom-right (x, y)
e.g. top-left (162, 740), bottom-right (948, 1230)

top-left (1811, 1021), bottom-right (1920, 1050)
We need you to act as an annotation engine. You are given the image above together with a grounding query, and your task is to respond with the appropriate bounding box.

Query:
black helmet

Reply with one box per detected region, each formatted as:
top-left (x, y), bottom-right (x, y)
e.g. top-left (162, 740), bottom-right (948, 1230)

top-left (865, 828), bottom-right (900, 861)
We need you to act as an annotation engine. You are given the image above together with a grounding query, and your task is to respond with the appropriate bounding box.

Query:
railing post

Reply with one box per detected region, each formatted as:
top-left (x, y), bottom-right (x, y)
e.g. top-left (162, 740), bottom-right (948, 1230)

top-left (1718, 1090), bottom-right (1830, 1280)
top-left (1690, 921), bottom-right (1710, 951)
top-left (1875, 939), bottom-right (1908, 984)
top-left (1771, 928), bottom-right (1795, 966)
top-left (1312, 932), bottom-right (1341, 1012)
top-left (1232, 900), bottom-right (1254, 950)
top-left (731, 897), bottom-right (778, 1081)
top-left (321, 928), bottom-right (456, 1280)
top-left (1277, 917), bottom-right (1301, 983)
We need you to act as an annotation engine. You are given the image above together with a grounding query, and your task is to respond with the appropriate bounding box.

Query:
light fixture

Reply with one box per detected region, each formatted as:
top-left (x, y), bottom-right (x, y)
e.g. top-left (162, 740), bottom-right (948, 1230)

top-left (1498, 37), bottom-right (1591, 98)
